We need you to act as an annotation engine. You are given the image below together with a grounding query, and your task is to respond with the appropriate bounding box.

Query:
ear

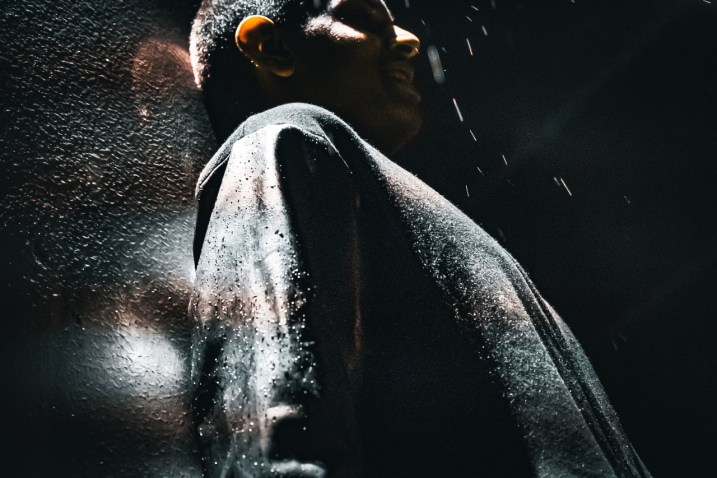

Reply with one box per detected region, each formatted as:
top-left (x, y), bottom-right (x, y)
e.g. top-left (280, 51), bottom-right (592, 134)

top-left (235, 15), bottom-right (296, 78)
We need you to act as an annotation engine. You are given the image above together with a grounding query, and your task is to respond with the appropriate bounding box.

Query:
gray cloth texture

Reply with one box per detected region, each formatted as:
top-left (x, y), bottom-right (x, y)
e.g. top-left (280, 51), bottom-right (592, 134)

top-left (191, 103), bottom-right (652, 478)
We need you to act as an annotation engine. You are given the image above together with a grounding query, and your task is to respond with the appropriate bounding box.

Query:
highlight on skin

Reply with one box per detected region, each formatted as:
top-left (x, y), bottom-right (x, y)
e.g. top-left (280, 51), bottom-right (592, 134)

top-left (192, 0), bottom-right (422, 155)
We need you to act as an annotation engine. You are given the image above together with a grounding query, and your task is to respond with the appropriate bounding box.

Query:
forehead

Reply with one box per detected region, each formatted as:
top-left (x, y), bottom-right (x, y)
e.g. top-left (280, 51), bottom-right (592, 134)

top-left (327, 0), bottom-right (394, 20)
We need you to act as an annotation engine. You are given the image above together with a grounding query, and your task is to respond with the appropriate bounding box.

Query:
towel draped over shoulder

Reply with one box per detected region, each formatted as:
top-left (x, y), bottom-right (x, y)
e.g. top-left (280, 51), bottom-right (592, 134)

top-left (191, 103), bottom-right (651, 478)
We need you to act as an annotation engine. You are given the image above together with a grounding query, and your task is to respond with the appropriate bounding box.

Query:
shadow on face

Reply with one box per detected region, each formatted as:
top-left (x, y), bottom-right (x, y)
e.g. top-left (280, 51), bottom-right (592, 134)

top-left (236, 0), bottom-right (423, 156)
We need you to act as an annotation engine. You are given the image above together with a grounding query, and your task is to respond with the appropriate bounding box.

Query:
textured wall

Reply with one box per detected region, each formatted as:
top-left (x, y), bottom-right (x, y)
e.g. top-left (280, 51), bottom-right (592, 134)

top-left (0, 1), bottom-right (213, 476)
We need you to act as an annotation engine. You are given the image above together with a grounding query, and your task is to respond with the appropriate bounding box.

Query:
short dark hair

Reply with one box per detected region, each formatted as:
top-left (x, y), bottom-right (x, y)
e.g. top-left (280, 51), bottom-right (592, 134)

top-left (190, 0), bottom-right (324, 142)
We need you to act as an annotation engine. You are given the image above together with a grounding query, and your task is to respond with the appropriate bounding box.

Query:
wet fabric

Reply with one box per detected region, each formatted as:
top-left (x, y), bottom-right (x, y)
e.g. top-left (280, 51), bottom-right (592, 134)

top-left (192, 103), bottom-right (652, 478)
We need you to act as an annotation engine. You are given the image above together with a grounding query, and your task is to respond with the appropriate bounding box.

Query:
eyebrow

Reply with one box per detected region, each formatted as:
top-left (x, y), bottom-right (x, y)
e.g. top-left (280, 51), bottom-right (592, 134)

top-left (334, 0), bottom-right (395, 22)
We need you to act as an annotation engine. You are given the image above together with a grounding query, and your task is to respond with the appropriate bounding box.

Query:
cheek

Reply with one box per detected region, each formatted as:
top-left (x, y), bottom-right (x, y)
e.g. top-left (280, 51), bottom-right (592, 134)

top-left (306, 16), bottom-right (366, 43)
top-left (311, 46), bottom-right (383, 93)
top-left (330, 41), bottom-right (383, 86)
top-left (303, 19), bottom-right (383, 80)
top-left (328, 23), bottom-right (367, 43)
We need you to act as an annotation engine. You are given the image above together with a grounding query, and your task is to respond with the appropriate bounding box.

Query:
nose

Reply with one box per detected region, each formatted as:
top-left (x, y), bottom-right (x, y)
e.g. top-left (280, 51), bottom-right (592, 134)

top-left (391, 26), bottom-right (420, 59)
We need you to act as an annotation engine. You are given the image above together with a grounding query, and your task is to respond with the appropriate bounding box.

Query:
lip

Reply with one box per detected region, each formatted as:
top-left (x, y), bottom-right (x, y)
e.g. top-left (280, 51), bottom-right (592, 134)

top-left (383, 63), bottom-right (415, 85)
top-left (382, 62), bottom-right (421, 103)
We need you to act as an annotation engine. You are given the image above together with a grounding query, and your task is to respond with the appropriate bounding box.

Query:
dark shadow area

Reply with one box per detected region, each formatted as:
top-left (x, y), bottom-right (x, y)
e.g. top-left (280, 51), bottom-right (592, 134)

top-left (393, 1), bottom-right (717, 476)
top-left (0, 0), bottom-right (714, 476)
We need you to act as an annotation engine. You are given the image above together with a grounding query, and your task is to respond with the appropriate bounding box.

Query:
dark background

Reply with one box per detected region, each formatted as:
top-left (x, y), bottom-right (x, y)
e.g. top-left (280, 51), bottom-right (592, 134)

top-left (1, 0), bottom-right (715, 476)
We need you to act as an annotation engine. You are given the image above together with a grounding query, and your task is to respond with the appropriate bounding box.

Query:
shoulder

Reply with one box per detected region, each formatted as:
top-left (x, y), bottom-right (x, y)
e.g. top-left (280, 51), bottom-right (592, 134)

top-left (238, 103), bottom-right (353, 139)
top-left (192, 104), bottom-right (361, 267)
top-left (196, 103), bottom-right (357, 198)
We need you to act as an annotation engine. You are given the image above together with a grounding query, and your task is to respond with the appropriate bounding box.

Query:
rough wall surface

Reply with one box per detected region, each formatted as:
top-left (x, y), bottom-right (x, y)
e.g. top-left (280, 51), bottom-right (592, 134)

top-left (0, 1), bottom-right (213, 476)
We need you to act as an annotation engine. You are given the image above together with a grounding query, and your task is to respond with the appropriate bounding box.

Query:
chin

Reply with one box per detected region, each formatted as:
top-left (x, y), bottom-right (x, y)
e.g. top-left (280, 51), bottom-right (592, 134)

top-left (342, 99), bottom-right (422, 156)
top-left (379, 103), bottom-right (422, 156)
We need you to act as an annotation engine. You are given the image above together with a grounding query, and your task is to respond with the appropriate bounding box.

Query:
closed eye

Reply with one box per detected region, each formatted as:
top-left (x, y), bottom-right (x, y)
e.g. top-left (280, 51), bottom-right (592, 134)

top-left (335, 0), bottom-right (393, 34)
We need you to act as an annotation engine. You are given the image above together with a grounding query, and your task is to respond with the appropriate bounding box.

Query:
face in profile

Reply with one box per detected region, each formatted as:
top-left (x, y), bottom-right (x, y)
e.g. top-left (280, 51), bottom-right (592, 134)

top-left (238, 0), bottom-right (422, 155)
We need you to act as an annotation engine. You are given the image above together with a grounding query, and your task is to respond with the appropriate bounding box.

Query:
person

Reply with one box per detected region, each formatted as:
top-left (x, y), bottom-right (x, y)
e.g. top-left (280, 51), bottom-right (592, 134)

top-left (189, 1), bottom-right (652, 477)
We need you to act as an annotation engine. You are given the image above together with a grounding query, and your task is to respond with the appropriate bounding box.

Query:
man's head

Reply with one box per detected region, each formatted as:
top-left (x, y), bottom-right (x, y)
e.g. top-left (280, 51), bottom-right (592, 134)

top-left (191, 0), bottom-right (421, 155)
